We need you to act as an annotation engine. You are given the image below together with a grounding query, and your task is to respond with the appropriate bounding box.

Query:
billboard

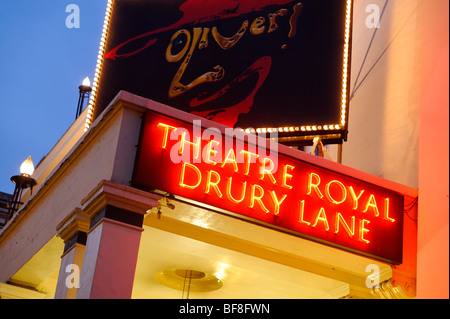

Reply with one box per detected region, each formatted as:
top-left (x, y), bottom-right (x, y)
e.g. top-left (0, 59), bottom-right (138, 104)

top-left (133, 110), bottom-right (404, 264)
top-left (87, 0), bottom-right (353, 144)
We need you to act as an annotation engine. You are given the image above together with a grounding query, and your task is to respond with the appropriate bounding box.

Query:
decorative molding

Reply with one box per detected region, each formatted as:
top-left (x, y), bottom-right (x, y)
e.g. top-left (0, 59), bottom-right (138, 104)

top-left (56, 208), bottom-right (90, 243)
top-left (81, 179), bottom-right (161, 220)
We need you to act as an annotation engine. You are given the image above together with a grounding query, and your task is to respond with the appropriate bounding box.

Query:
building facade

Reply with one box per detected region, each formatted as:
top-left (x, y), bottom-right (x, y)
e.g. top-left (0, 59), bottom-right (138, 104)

top-left (0, 0), bottom-right (448, 299)
top-left (0, 92), bottom-right (418, 299)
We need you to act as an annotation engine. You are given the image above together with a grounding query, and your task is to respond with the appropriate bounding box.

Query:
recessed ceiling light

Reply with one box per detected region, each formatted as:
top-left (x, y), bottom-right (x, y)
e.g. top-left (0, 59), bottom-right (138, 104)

top-left (155, 268), bottom-right (223, 292)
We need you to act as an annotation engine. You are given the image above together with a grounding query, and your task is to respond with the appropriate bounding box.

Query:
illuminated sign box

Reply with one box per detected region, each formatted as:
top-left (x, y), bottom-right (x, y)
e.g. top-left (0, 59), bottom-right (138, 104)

top-left (133, 110), bottom-right (404, 264)
top-left (87, 0), bottom-right (353, 144)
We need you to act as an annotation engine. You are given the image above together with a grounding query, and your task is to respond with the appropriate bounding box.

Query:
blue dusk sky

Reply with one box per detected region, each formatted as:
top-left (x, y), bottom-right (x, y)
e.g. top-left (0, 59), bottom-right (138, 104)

top-left (0, 1), bottom-right (108, 194)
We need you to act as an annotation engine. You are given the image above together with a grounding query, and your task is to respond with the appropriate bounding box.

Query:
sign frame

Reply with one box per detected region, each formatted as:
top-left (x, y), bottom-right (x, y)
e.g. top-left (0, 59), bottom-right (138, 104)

top-left (132, 109), bottom-right (404, 265)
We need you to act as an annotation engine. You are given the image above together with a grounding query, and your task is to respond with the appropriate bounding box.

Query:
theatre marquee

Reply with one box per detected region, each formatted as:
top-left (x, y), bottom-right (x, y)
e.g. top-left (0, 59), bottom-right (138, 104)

top-left (133, 110), bottom-right (404, 264)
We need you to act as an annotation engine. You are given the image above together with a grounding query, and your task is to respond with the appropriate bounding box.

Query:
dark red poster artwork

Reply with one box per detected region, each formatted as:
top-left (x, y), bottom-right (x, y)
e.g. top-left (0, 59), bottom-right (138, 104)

top-left (94, 0), bottom-right (352, 143)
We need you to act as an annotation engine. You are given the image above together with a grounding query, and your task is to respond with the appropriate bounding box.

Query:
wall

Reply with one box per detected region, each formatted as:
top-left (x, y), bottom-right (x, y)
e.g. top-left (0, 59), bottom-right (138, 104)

top-left (344, 0), bottom-right (448, 298)
top-left (417, 0), bottom-right (449, 299)
top-left (0, 99), bottom-right (144, 285)
top-left (343, 0), bottom-right (421, 189)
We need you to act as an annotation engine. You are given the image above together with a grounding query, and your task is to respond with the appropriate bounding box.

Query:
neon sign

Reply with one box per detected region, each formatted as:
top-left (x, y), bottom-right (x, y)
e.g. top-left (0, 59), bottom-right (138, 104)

top-left (133, 111), bottom-right (404, 264)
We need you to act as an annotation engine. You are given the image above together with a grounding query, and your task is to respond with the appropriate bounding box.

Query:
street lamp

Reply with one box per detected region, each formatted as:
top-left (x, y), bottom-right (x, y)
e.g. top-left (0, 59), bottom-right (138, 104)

top-left (7, 156), bottom-right (37, 223)
top-left (75, 77), bottom-right (92, 119)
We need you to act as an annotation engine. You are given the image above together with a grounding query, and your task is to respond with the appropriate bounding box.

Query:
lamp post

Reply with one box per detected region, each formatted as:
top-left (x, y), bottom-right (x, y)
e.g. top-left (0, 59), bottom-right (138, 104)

top-left (75, 77), bottom-right (92, 119)
top-left (7, 156), bottom-right (37, 223)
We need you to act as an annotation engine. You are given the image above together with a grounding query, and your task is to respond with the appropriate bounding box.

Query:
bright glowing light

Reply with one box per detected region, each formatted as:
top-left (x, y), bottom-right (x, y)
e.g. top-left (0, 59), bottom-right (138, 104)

top-left (82, 77), bottom-right (91, 87)
top-left (214, 263), bottom-right (229, 280)
top-left (20, 156), bottom-right (34, 176)
top-left (84, 0), bottom-right (114, 132)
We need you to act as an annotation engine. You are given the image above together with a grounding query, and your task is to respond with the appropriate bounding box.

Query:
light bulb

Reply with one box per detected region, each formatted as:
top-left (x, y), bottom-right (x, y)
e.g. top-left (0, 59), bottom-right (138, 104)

top-left (20, 156), bottom-right (34, 177)
top-left (82, 77), bottom-right (91, 87)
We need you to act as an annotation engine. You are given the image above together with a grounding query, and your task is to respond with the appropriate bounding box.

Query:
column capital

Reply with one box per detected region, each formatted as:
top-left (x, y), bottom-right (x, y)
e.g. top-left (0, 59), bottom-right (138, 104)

top-left (56, 208), bottom-right (90, 243)
top-left (80, 180), bottom-right (161, 220)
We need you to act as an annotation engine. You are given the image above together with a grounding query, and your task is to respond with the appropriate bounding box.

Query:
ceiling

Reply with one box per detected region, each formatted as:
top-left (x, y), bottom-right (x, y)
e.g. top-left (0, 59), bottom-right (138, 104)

top-left (132, 225), bottom-right (349, 299)
top-left (8, 222), bottom-right (350, 299)
top-left (7, 198), bottom-right (389, 299)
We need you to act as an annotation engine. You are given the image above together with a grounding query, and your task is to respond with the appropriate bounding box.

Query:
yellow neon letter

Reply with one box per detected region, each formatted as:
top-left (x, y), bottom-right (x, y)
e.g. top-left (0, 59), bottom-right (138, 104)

top-left (269, 191), bottom-right (287, 215)
top-left (226, 177), bottom-right (247, 204)
top-left (178, 131), bottom-right (201, 160)
top-left (383, 198), bottom-right (395, 222)
top-left (240, 150), bottom-right (259, 175)
top-left (205, 170), bottom-right (223, 198)
top-left (348, 186), bottom-right (364, 210)
top-left (325, 180), bottom-right (347, 205)
top-left (205, 140), bottom-right (220, 165)
top-left (179, 162), bottom-right (202, 189)
top-left (260, 157), bottom-right (277, 184)
top-left (334, 213), bottom-right (355, 238)
top-left (363, 194), bottom-right (380, 217)
top-left (312, 207), bottom-right (330, 231)
top-left (249, 184), bottom-right (269, 213)
top-left (221, 148), bottom-right (239, 172)
top-left (358, 219), bottom-right (371, 244)
top-left (298, 200), bottom-right (311, 225)
top-left (307, 173), bottom-right (324, 199)
top-left (157, 123), bottom-right (177, 149)
top-left (282, 165), bottom-right (294, 189)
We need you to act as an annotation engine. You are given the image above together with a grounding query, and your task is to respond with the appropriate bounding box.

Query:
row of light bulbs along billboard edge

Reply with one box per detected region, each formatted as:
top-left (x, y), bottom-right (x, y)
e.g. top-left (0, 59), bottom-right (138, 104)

top-left (83, 0), bottom-right (352, 135)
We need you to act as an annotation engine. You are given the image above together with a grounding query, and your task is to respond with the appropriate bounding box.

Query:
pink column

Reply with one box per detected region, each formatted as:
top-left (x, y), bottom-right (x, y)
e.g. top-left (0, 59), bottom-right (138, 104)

top-left (77, 213), bottom-right (143, 299)
top-left (54, 208), bottom-right (90, 299)
top-left (75, 180), bottom-right (160, 299)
